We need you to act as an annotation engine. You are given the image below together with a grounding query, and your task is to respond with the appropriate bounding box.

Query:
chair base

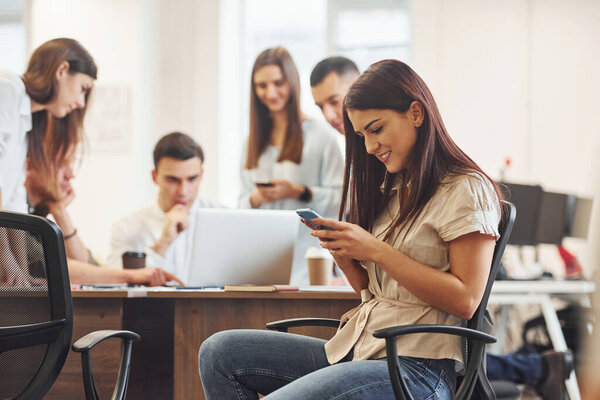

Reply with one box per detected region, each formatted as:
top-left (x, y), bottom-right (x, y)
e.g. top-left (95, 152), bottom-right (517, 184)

top-left (490, 380), bottom-right (520, 400)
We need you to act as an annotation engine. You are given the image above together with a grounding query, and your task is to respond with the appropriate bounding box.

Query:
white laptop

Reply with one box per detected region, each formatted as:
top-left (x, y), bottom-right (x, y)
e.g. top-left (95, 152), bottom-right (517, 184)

top-left (187, 209), bottom-right (299, 286)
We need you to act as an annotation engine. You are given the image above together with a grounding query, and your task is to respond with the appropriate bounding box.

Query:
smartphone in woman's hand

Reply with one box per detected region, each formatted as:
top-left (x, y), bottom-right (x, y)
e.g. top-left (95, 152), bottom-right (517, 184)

top-left (255, 181), bottom-right (274, 187)
top-left (296, 208), bottom-right (336, 230)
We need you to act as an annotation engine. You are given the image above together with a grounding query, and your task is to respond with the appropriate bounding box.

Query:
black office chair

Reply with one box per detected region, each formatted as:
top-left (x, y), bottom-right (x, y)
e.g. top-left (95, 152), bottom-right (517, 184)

top-left (0, 210), bottom-right (139, 400)
top-left (267, 201), bottom-right (517, 400)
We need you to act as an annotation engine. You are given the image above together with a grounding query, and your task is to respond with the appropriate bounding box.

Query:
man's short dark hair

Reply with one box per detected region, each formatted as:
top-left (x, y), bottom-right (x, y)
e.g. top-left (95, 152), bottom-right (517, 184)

top-left (310, 56), bottom-right (360, 87)
top-left (153, 132), bottom-right (205, 168)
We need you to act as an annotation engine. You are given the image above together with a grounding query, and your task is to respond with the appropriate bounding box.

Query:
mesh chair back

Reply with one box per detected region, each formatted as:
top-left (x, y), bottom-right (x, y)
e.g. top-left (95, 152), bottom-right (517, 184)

top-left (458, 201), bottom-right (516, 399)
top-left (470, 201), bottom-right (516, 330)
top-left (0, 211), bottom-right (72, 400)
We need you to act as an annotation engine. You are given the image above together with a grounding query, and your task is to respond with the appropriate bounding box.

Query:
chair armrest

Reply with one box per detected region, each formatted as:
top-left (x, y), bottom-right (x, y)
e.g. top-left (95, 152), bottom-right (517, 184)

top-left (72, 330), bottom-right (140, 400)
top-left (0, 319), bottom-right (65, 352)
top-left (266, 318), bottom-right (341, 332)
top-left (373, 324), bottom-right (496, 344)
top-left (72, 329), bottom-right (140, 352)
top-left (373, 324), bottom-right (496, 400)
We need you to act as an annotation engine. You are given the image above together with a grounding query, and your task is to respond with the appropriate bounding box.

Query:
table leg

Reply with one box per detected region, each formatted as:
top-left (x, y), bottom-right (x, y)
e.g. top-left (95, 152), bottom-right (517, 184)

top-left (488, 305), bottom-right (511, 354)
top-left (539, 295), bottom-right (581, 400)
top-left (489, 293), bottom-right (583, 400)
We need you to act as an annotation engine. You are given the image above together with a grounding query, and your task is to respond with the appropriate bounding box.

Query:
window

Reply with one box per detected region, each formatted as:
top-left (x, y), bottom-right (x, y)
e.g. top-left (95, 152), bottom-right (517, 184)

top-left (328, 0), bottom-right (411, 71)
top-left (240, 0), bottom-right (328, 121)
top-left (218, 0), bottom-right (411, 205)
top-left (0, 0), bottom-right (26, 73)
top-left (237, 0), bottom-right (411, 124)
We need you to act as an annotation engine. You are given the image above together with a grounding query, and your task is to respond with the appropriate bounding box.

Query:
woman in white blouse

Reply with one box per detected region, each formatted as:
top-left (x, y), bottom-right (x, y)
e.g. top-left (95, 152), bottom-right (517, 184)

top-left (239, 47), bottom-right (344, 284)
top-left (0, 38), bottom-right (96, 213)
top-left (200, 60), bottom-right (503, 399)
top-left (239, 46), bottom-right (343, 216)
top-left (0, 38), bottom-right (180, 287)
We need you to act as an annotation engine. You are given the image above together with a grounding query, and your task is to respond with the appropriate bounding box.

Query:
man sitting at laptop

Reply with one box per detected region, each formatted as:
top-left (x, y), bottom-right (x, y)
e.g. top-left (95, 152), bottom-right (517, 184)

top-left (107, 132), bottom-right (220, 281)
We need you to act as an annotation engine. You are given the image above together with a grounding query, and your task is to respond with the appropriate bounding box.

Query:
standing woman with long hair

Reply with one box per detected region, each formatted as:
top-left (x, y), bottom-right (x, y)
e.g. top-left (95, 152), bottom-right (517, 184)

top-left (199, 59), bottom-right (503, 399)
top-left (0, 38), bottom-right (95, 213)
top-left (0, 38), bottom-right (181, 286)
top-left (239, 47), bottom-right (344, 283)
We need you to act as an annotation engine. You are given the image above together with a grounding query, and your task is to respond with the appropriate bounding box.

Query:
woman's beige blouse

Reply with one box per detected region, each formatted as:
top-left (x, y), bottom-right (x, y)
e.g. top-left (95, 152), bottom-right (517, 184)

top-left (324, 172), bottom-right (501, 371)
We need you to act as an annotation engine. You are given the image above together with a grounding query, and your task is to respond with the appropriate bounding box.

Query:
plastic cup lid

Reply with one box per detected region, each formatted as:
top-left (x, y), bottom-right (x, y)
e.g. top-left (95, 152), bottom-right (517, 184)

top-left (305, 247), bottom-right (332, 259)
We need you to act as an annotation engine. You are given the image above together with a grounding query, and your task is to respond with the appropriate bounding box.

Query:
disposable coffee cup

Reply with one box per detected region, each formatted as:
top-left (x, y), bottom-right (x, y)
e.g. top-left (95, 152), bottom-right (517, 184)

top-left (305, 247), bottom-right (333, 285)
top-left (122, 251), bottom-right (146, 269)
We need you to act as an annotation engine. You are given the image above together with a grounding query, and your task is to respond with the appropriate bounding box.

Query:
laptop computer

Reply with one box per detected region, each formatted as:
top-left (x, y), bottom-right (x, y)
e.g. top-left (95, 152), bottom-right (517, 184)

top-left (187, 208), bottom-right (299, 286)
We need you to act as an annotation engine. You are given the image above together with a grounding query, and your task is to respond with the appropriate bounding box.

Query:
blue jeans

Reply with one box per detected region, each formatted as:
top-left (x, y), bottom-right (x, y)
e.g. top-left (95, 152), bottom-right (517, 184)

top-left (199, 329), bottom-right (456, 400)
top-left (486, 352), bottom-right (543, 385)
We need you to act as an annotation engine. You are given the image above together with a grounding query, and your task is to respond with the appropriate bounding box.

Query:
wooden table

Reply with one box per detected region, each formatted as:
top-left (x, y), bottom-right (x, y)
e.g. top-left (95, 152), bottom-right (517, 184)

top-left (46, 288), bottom-right (360, 400)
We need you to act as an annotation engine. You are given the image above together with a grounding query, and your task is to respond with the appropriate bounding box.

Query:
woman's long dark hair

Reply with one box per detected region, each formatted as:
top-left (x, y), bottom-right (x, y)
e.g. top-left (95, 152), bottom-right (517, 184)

top-left (245, 47), bottom-right (303, 169)
top-left (341, 60), bottom-right (502, 240)
top-left (22, 38), bottom-right (96, 194)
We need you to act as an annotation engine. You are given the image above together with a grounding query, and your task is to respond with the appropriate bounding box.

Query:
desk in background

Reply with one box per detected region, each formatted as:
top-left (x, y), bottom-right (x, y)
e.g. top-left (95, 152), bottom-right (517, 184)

top-left (46, 289), bottom-right (360, 400)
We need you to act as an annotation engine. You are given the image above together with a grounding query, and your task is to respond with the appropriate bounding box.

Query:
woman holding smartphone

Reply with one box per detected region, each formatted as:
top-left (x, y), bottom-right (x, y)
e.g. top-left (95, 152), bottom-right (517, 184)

top-left (200, 59), bottom-right (502, 399)
top-left (239, 47), bottom-right (344, 284)
top-left (239, 46), bottom-right (344, 217)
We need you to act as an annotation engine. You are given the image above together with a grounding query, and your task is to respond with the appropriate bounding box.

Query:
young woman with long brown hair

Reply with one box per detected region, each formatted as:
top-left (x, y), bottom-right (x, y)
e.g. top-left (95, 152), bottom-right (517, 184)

top-left (199, 59), bottom-right (503, 399)
top-left (239, 47), bottom-right (344, 283)
top-left (0, 38), bottom-right (95, 213)
top-left (0, 38), bottom-right (180, 286)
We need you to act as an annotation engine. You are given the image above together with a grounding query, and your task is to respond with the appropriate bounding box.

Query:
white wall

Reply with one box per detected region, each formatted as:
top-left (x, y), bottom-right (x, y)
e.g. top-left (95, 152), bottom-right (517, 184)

top-left (411, 0), bottom-right (600, 271)
top-left (28, 0), bottom-right (600, 260)
top-left (153, 0), bottom-right (220, 203)
top-left (529, 0), bottom-right (600, 194)
top-left (412, 0), bottom-right (600, 197)
top-left (413, 0), bottom-right (530, 183)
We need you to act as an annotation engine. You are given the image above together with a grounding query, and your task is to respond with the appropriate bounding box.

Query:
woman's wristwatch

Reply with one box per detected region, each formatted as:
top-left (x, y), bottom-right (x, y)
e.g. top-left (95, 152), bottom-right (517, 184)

top-left (298, 185), bottom-right (312, 202)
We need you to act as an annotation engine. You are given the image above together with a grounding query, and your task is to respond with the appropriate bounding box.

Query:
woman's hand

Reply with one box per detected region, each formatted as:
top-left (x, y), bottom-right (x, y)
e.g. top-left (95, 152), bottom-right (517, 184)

top-left (300, 218), bottom-right (359, 269)
top-left (125, 267), bottom-right (184, 287)
top-left (300, 218), bottom-right (354, 273)
top-left (330, 252), bottom-right (360, 275)
top-left (303, 217), bottom-right (370, 292)
top-left (47, 186), bottom-right (75, 216)
top-left (254, 179), bottom-right (304, 203)
top-left (310, 218), bottom-right (392, 264)
top-left (308, 218), bottom-right (371, 292)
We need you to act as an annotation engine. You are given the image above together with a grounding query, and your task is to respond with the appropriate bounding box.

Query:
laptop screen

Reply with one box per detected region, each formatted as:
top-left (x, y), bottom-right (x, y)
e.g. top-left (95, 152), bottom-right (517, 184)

top-left (186, 209), bottom-right (299, 286)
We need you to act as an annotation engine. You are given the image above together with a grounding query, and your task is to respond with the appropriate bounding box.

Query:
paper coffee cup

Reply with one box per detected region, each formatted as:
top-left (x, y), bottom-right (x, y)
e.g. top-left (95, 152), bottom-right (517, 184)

top-left (305, 247), bottom-right (333, 285)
